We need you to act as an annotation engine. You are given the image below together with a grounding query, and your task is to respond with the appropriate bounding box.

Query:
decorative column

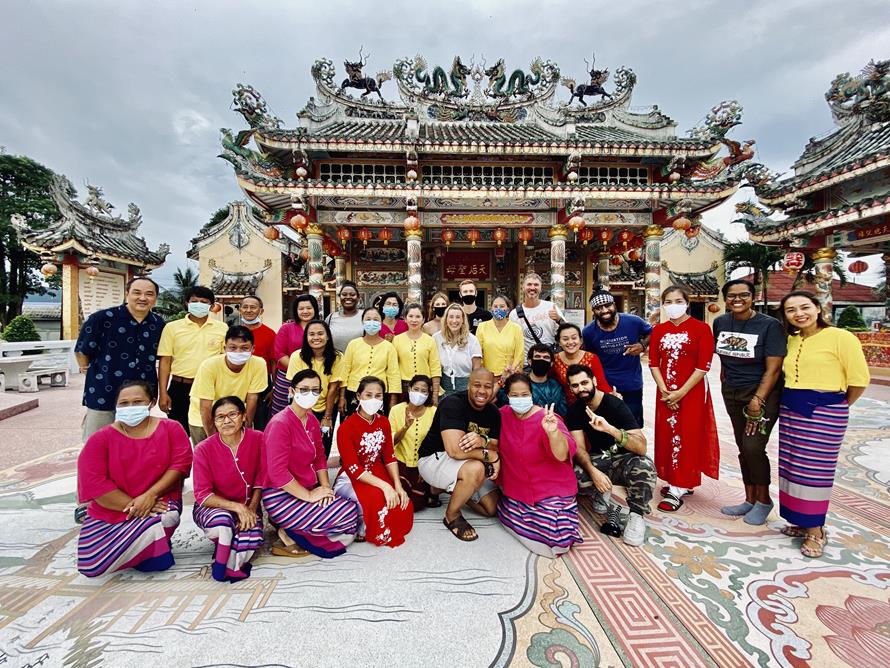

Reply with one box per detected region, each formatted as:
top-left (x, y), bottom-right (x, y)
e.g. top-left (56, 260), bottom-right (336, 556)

top-left (61, 254), bottom-right (80, 341)
top-left (643, 225), bottom-right (664, 322)
top-left (406, 229), bottom-right (423, 305)
top-left (306, 224), bottom-right (325, 317)
top-left (548, 225), bottom-right (567, 309)
top-left (597, 253), bottom-right (611, 294)
top-left (812, 247), bottom-right (836, 322)
top-left (884, 252), bottom-right (890, 323)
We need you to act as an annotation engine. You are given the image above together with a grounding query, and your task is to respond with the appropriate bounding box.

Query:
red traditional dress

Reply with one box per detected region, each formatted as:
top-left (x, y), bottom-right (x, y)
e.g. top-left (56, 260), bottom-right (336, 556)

top-left (648, 317), bottom-right (719, 488)
top-left (551, 351), bottom-right (612, 405)
top-left (336, 413), bottom-right (414, 547)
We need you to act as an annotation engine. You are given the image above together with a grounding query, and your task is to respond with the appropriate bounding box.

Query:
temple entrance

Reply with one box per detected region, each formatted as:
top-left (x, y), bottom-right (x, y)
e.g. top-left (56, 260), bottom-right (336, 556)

top-left (445, 286), bottom-right (489, 308)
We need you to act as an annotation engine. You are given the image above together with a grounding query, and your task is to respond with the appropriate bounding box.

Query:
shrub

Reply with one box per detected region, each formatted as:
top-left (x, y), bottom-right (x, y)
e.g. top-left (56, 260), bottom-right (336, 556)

top-left (836, 305), bottom-right (868, 331)
top-left (1, 315), bottom-right (42, 342)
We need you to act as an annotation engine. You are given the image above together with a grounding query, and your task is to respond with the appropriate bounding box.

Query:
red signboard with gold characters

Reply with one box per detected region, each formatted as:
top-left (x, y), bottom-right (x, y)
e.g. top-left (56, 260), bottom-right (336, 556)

top-left (443, 250), bottom-right (491, 280)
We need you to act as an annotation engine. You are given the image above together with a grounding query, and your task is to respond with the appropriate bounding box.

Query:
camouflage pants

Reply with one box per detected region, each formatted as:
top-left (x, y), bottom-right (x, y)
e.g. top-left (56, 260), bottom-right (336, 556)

top-left (590, 452), bottom-right (656, 516)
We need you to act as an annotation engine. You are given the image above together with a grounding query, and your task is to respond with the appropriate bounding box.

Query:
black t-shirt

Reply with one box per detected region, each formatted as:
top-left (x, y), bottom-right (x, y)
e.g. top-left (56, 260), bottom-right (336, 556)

top-left (566, 393), bottom-right (639, 455)
top-left (418, 391), bottom-right (501, 458)
top-left (713, 312), bottom-right (787, 388)
top-left (466, 308), bottom-right (493, 334)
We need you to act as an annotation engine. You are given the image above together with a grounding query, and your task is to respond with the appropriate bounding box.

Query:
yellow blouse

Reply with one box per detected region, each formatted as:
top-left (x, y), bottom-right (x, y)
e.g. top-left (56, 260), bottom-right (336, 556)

top-left (783, 327), bottom-right (870, 391)
top-left (341, 337), bottom-right (402, 393)
top-left (389, 401), bottom-right (437, 467)
top-left (392, 332), bottom-right (442, 381)
top-left (285, 351), bottom-right (343, 413)
top-left (476, 319), bottom-right (525, 376)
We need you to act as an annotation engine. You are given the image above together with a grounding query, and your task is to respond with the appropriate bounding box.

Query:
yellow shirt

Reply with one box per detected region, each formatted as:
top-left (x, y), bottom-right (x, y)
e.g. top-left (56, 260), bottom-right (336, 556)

top-left (285, 351), bottom-right (344, 413)
top-left (189, 354), bottom-right (268, 426)
top-left (392, 332), bottom-right (442, 381)
top-left (157, 316), bottom-right (228, 378)
top-left (476, 319), bottom-right (524, 376)
top-left (389, 401), bottom-right (437, 467)
top-left (783, 327), bottom-right (870, 391)
top-left (341, 337), bottom-right (401, 393)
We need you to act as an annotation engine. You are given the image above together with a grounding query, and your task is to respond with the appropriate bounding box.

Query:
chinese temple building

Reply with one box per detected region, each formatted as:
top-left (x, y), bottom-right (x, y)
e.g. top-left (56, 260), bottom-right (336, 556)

top-left (13, 175), bottom-right (169, 339)
top-left (741, 59), bottom-right (890, 323)
top-left (220, 52), bottom-right (767, 321)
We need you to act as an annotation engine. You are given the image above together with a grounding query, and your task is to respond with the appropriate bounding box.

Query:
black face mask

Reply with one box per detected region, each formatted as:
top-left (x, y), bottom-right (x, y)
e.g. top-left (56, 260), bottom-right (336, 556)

top-left (530, 359), bottom-right (551, 376)
top-left (460, 294), bottom-right (477, 306)
top-left (433, 306), bottom-right (447, 318)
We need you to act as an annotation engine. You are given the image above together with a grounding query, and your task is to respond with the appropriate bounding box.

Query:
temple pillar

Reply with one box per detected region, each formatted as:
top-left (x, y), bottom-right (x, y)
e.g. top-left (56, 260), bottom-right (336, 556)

top-left (61, 254), bottom-right (80, 341)
top-left (643, 225), bottom-right (664, 322)
top-left (812, 247), bottom-right (836, 322)
top-left (597, 253), bottom-right (611, 293)
top-left (306, 224), bottom-right (325, 316)
top-left (548, 225), bottom-right (567, 309)
top-left (884, 252), bottom-right (890, 323)
top-left (406, 230), bottom-right (423, 305)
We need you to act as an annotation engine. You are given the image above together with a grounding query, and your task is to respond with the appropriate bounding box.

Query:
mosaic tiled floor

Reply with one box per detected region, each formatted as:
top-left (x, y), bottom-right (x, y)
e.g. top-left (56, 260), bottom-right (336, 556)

top-left (0, 372), bottom-right (888, 667)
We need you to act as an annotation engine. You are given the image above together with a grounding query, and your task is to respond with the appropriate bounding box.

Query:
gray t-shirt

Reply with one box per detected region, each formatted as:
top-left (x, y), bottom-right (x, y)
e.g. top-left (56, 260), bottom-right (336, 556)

top-left (713, 312), bottom-right (786, 388)
top-left (326, 310), bottom-right (365, 353)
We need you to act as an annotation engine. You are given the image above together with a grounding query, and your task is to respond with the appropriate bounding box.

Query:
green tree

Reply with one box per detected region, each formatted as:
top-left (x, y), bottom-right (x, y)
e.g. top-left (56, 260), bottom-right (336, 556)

top-left (722, 241), bottom-right (785, 310)
top-left (836, 305), bottom-right (868, 331)
top-left (1, 314), bottom-right (41, 342)
top-left (0, 154), bottom-right (60, 327)
top-left (155, 266), bottom-right (199, 321)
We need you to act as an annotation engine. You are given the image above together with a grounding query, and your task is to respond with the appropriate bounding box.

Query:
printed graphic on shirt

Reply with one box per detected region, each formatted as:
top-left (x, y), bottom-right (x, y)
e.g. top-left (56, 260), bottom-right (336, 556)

top-left (716, 331), bottom-right (758, 359)
top-left (596, 334), bottom-right (632, 356)
top-left (466, 421), bottom-right (491, 438)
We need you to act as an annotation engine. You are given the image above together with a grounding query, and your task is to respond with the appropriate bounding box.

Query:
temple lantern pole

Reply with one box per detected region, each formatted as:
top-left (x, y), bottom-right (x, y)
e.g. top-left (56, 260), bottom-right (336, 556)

top-left (812, 247), bottom-right (837, 322)
top-left (305, 224), bottom-right (325, 316)
top-left (404, 196), bottom-right (422, 306)
top-left (548, 224), bottom-right (568, 309)
top-left (884, 252), bottom-right (890, 324)
top-left (643, 225), bottom-right (664, 322)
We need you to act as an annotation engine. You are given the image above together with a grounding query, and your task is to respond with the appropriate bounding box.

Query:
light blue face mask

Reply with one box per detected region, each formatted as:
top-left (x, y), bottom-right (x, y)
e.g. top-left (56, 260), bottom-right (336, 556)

top-left (187, 302), bottom-right (211, 318)
top-left (241, 316), bottom-right (261, 325)
top-left (363, 320), bottom-right (382, 335)
top-left (382, 305), bottom-right (399, 319)
top-left (492, 307), bottom-right (508, 320)
top-left (116, 405), bottom-right (151, 427)
top-left (509, 396), bottom-right (534, 415)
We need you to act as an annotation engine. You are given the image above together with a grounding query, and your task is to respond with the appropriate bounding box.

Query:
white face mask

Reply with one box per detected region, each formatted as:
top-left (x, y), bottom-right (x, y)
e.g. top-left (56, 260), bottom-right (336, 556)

top-left (408, 391), bottom-right (428, 406)
top-left (188, 302), bottom-right (211, 318)
top-left (226, 351), bottom-right (252, 365)
top-left (359, 398), bottom-right (384, 415)
top-left (293, 392), bottom-right (320, 410)
top-left (664, 303), bottom-right (688, 320)
top-left (241, 316), bottom-right (261, 325)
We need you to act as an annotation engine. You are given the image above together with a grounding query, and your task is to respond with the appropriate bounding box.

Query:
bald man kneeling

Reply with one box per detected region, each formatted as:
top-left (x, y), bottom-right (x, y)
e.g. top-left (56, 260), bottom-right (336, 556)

top-left (417, 368), bottom-right (502, 541)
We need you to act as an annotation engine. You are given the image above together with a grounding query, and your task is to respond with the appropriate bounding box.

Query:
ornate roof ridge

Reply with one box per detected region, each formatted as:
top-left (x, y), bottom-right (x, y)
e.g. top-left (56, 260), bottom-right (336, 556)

top-left (187, 200), bottom-right (290, 259)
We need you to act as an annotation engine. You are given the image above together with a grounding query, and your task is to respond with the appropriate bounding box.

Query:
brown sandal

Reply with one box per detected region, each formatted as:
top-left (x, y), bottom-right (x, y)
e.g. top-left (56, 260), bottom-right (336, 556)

top-left (270, 528), bottom-right (310, 557)
top-left (781, 525), bottom-right (807, 538)
top-left (443, 514), bottom-right (478, 542)
top-left (800, 528), bottom-right (827, 558)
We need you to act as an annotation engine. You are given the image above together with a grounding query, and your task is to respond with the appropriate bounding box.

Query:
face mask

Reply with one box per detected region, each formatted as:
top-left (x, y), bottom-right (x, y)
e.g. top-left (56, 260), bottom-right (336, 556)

top-left (226, 351), bottom-right (252, 365)
top-left (359, 398), bottom-right (384, 415)
top-left (664, 303), bottom-right (688, 320)
top-left (116, 405), bottom-right (150, 427)
top-left (408, 391), bottom-right (428, 406)
top-left (241, 316), bottom-right (261, 325)
top-left (363, 320), bottom-right (382, 336)
top-left (492, 307), bottom-right (508, 320)
top-left (530, 359), bottom-right (551, 376)
top-left (509, 396), bottom-right (534, 414)
top-left (433, 306), bottom-right (447, 318)
top-left (293, 392), bottom-right (320, 410)
top-left (460, 294), bottom-right (477, 305)
top-left (188, 302), bottom-right (211, 318)
top-left (382, 305), bottom-right (399, 319)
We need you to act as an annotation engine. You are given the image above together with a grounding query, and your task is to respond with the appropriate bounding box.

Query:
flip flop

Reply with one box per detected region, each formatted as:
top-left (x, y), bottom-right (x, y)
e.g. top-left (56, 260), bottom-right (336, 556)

top-left (657, 493), bottom-right (684, 512)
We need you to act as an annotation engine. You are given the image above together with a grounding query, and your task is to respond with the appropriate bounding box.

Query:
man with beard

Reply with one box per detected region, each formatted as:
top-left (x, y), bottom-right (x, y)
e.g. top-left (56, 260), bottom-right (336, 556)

top-left (565, 364), bottom-right (655, 546)
top-left (510, 272), bottom-right (564, 357)
top-left (581, 291), bottom-right (651, 427)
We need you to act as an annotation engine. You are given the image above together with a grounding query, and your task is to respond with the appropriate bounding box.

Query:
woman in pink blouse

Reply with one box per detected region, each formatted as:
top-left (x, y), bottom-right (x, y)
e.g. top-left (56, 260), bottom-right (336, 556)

top-left (77, 380), bottom-right (193, 578)
top-left (497, 373), bottom-right (581, 558)
top-left (193, 396), bottom-right (263, 582)
top-left (261, 368), bottom-right (360, 558)
top-left (270, 294), bottom-right (320, 416)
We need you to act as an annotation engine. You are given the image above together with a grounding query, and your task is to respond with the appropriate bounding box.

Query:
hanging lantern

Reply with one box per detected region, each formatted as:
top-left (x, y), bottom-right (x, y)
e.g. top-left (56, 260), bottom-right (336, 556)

top-left (598, 228), bottom-right (614, 243)
top-left (610, 243), bottom-right (624, 256)
top-left (631, 235), bottom-right (644, 249)
top-left (566, 170), bottom-right (579, 183)
top-left (41, 262), bottom-right (57, 277)
top-left (685, 226), bottom-right (700, 238)
top-left (357, 227), bottom-right (373, 246)
top-left (289, 212), bottom-right (309, 231)
top-left (467, 229), bottom-right (481, 247)
top-left (707, 303), bottom-right (722, 314)
top-left (518, 227), bottom-right (534, 246)
top-left (86, 265), bottom-right (100, 279)
top-left (567, 214), bottom-right (586, 235)
top-left (322, 237), bottom-right (337, 255)
top-left (299, 247), bottom-right (310, 262)
top-left (295, 166), bottom-right (308, 180)
top-left (627, 249), bottom-right (641, 261)
top-left (210, 303), bottom-right (222, 314)
top-left (782, 251), bottom-right (805, 272)
top-left (264, 226), bottom-right (280, 241)
top-left (378, 227), bottom-right (393, 246)
top-left (849, 260), bottom-right (869, 275)
top-left (441, 228), bottom-right (456, 247)
top-left (337, 227), bottom-right (352, 247)
top-left (672, 216), bottom-right (692, 231)
top-left (578, 227), bottom-right (595, 246)
top-left (406, 169), bottom-right (418, 182)
top-left (403, 215), bottom-right (420, 232)
top-left (493, 227), bottom-right (508, 246)
top-left (617, 229), bottom-right (633, 243)
top-left (610, 256), bottom-right (622, 266)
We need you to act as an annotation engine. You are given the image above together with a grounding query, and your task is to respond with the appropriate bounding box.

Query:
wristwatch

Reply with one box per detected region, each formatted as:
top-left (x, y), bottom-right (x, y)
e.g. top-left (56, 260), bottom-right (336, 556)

top-left (482, 448), bottom-right (490, 462)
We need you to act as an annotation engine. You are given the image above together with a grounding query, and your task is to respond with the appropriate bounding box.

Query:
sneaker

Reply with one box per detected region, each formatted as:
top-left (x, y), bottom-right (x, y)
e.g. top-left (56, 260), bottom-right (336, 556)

top-left (591, 492), bottom-right (608, 515)
top-left (623, 512), bottom-right (646, 546)
top-left (574, 466), bottom-right (593, 489)
top-left (600, 503), bottom-right (623, 537)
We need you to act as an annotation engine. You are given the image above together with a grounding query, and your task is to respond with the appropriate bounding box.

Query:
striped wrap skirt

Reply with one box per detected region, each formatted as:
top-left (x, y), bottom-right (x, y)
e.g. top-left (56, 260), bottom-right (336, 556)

top-left (497, 494), bottom-right (582, 552)
top-left (269, 369), bottom-right (292, 417)
top-left (193, 505), bottom-right (264, 582)
top-left (262, 487), bottom-right (359, 559)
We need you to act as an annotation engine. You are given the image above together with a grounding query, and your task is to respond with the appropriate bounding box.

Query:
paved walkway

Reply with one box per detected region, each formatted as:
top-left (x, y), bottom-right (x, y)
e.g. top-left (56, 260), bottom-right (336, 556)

top-left (0, 373), bottom-right (888, 667)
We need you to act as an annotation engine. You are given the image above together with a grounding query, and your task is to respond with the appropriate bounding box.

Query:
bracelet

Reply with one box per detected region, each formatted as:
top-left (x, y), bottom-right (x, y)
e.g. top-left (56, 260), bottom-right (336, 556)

top-left (615, 429), bottom-right (628, 447)
top-left (753, 395), bottom-right (765, 404)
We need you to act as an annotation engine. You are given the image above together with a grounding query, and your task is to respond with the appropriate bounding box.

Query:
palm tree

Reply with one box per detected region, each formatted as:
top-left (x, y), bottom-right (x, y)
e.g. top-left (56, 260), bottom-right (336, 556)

top-left (722, 241), bottom-right (785, 310)
top-left (155, 266), bottom-right (199, 320)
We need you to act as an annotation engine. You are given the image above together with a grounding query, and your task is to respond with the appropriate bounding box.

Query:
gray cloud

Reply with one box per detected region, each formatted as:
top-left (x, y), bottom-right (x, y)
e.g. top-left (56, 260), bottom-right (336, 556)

top-left (2, 0), bottom-right (888, 286)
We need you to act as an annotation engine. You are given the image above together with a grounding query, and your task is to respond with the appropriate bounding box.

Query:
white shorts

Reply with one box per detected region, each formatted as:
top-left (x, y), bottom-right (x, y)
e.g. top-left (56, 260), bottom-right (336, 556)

top-left (417, 452), bottom-right (497, 503)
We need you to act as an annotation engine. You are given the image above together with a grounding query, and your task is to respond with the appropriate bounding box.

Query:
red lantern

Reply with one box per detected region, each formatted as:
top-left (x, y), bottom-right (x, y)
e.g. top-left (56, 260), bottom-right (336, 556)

top-left (708, 303), bottom-right (722, 314)
top-left (41, 262), bottom-right (57, 277)
top-left (567, 215), bottom-right (586, 235)
top-left (289, 212), bottom-right (308, 231)
top-left (264, 226), bottom-right (280, 241)
top-left (685, 227), bottom-right (700, 238)
top-left (672, 216), bottom-right (692, 231)
top-left (493, 227), bottom-right (508, 246)
top-left (357, 227), bottom-right (373, 246)
top-left (467, 229), bottom-right (481, 247)
top-left (299, 248), bottom-right (310, 262)
top-left (325, 240), bottom-right (342, 258)
top-left (211, 303), bottom-right (222, 314)
top-left (617, 229), bottom-right (633, 242)
top-left (598, 228), bottom-right (613, 243)
top-left (610, 244), bottom-right (624, 256)
top-left (578, 228), bottom-right (595, 246)
top-left (631, 235), bottom-right (644, 249)
top-left (518, 227), bottom-right (534, 246)
top-left (378, 227), bottom-right (393, 246)
top-left (86, 265), bottom-right (100, 278)
top-left (782, 251), bottom-right (805, 272)
top-left (627, 249), bottom-right (640, 261)
top-left (441, 228), bottom-right (456, 247)
top-left (849, 260), bottom-right (869, 275)
top-left (403, 215), bottom-right (420, 232)
top-left (337, 227), bottom-right (352, 247)
top-left (610, 256), bottom-right (622, 266)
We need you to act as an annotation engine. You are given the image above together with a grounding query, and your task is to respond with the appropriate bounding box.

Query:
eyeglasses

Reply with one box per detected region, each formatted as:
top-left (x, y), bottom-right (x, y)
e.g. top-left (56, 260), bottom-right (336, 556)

top-left (294, 387), bottom-right (321, 396)
top-left (727, 293), bottom-right (753, 301)
top-left (213, 411), bottom-right (242, 424)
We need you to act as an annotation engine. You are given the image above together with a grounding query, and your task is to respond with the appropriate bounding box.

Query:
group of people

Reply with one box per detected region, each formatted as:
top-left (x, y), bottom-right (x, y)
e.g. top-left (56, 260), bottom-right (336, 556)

top-left (73, 270), bottom-right (870, 582)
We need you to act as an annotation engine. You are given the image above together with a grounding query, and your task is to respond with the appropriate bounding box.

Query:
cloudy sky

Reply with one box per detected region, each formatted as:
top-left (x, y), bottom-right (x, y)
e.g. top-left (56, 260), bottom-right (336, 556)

top-left (2, 0), bottom-right (888, 287)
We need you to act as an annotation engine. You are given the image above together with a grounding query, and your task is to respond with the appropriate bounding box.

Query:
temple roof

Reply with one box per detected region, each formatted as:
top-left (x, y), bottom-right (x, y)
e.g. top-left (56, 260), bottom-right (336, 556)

top-left (208, 258), bottom-right (273, 298)
top-left (739, 272), bottom-right (882, 305)
top-left (13, 175), bottom-right (169, 269)
top-left (664, 262), bottom-right (721, 297)
top-left (742, 194), bottom-right (890, 243)
top-left (187, 200), bottom-right (296, 259)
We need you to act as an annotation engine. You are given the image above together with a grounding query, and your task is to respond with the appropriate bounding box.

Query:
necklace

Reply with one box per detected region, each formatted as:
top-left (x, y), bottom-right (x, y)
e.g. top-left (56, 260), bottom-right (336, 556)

top-left (120, 418), bottom-right (151, 438)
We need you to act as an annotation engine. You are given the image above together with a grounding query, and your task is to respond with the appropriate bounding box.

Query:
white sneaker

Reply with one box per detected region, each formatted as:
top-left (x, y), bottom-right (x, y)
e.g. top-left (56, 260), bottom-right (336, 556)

top-left (623, 512), bottom-right (646, 546)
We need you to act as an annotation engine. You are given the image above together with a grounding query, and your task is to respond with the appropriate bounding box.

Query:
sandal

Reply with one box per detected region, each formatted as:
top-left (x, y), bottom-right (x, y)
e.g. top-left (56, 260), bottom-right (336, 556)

top-left (657, 493), bottom-right (684, 512)
top-left (426, 493), bottom-right (443, 508)
top-left (800, 528), bottom-right (827, 558)
top-left (660, 486), bottom-right (693, 498)
top-left (270, 540), bottom-right (311, 558)
top-left (443, 514), bottom-right (478, 542)
top-left (781, 525), bottom-right (807, 538)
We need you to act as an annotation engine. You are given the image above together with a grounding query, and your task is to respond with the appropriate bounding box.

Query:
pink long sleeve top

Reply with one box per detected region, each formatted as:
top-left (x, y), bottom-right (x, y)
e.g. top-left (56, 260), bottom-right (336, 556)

top-left (193, 429), bottom-right (263, 506)
top-left (261, 407), bottom-right (327, 489)
top-left (496, 406), bottom-right (577, 504)
top-left (271, 321), bottom-right (306, 369)
top-left (77, 419), bottom-right (193, 524)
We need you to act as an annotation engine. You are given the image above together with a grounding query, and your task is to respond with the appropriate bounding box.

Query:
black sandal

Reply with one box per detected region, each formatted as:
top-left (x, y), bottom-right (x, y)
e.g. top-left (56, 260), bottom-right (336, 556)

top-left (657, 493), bottom-right (684, 512)
top-left (660, 486), bottom-right (693, 498)
top-left (443, 514), bottom-right (478, 542)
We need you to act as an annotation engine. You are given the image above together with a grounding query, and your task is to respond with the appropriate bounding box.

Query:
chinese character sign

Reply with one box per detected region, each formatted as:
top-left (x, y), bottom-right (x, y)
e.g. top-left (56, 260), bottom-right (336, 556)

top-left (443, 250), bottom-right (491, 280)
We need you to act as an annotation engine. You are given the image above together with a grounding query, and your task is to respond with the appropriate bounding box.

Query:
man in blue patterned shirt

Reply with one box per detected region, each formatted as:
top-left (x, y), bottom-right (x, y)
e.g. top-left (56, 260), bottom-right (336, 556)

top-left (74, 276), bottom-right (165, 442)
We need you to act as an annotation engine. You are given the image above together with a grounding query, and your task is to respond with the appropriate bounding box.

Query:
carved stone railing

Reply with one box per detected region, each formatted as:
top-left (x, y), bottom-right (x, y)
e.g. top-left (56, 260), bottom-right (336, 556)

top-left (0, 340), bottom-right (79, 373)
